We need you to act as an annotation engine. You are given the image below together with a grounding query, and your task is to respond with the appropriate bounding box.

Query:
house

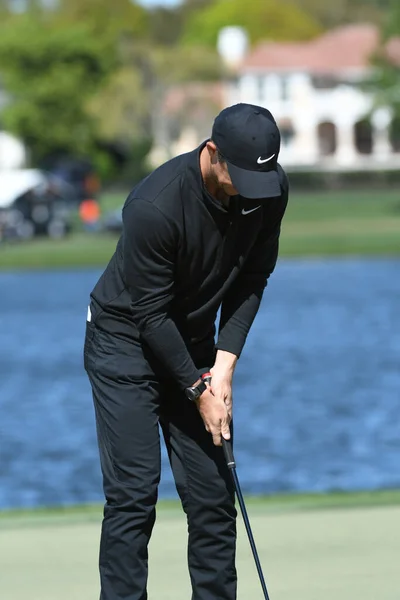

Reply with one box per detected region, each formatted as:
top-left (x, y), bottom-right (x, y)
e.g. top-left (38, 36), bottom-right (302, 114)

top-left (154, 24), bottom-right (400, 171)
top-left (226, 23), bottom-right (400, 169)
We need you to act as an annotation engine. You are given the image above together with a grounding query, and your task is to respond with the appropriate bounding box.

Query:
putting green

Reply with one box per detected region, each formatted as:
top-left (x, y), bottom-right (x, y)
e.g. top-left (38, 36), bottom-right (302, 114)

top-left (1, 503), bottom-right (399, 599)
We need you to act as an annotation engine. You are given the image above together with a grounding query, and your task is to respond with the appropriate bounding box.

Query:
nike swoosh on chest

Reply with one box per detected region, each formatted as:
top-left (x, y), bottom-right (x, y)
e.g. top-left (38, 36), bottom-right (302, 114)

top-left (241, 206), bottom-right (261, 216)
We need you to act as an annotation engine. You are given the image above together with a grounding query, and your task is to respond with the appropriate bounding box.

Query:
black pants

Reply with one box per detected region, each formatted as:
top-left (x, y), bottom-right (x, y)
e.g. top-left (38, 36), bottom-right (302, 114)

top-left (84, 321), bottom-right (237, 600)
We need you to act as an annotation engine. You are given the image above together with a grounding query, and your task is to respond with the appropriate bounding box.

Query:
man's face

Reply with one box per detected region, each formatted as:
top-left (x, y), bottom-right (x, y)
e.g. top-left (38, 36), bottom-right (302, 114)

top-left (207, 142), bottom-right (238, 197)
top-left (214, 159), bottom-right (238, 197)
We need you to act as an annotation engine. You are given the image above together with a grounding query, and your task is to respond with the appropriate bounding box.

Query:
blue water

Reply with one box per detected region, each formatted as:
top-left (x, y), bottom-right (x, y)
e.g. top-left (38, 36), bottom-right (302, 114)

top-left (0, 259), bottom-right (399, 509)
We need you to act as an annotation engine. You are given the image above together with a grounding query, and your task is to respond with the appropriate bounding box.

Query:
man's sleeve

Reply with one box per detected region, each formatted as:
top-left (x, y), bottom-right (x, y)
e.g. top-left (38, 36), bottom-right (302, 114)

top-left (122, 197), bottom-right (200, 389)
top-left (216, 183), bottom-right (289, 358)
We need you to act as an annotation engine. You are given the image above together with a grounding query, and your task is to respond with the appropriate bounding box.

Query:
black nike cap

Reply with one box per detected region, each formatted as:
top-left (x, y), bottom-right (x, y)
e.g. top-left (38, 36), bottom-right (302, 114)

top-left (211, 103), bottom-right (281, 199)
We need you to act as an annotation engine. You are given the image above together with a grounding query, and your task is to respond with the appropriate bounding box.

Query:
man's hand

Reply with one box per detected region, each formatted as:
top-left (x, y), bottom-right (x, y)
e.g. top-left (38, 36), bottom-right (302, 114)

top-left (209, 368), bottom-right (233, 421)
top-left (209, 349), bottom-right (237, 421)
top-left (196, 386), bottom-right (230, 447)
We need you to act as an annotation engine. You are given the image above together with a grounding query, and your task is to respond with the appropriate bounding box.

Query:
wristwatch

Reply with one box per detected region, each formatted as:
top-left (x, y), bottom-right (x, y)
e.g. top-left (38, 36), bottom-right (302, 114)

top-left (184, 379), bottom-right (207, 402)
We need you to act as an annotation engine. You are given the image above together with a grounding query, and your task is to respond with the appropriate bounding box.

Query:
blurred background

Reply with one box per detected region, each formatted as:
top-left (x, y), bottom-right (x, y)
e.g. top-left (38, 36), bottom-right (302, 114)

top-left (0, 0), bottom-right (399, 598)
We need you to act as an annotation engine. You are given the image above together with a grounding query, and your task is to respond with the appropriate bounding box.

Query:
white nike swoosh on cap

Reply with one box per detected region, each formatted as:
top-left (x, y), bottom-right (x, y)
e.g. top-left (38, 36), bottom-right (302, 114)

top-left (257, 154), bottom-right (275, 164)
top-left (242, 206), bottom-right (261, 216)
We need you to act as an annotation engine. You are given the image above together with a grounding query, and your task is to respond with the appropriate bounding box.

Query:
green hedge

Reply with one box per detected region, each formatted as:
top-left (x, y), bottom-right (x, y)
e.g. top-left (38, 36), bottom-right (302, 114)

top-left (286, 168), bottom-right (400, 190)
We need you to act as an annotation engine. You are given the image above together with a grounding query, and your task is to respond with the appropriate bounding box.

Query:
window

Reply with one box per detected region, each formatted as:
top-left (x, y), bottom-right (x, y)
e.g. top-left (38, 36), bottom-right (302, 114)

top-left (318, 122), bottom-right (337, 156)
top-left (390, 117), bottom-right (400, 152)
top-left (354, 119), bottom-right (372, 154)
top-left (312, 75), bottom-right (339, 90)
top-left (279, 119), bottom-right (295, 146)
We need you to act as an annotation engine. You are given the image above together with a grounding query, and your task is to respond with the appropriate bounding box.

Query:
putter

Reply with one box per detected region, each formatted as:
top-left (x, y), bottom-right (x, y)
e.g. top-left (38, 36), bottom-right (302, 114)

top-left (202, 374), bottom-right (271, 600)
top-left (222, 438), bottom-right (270, 600)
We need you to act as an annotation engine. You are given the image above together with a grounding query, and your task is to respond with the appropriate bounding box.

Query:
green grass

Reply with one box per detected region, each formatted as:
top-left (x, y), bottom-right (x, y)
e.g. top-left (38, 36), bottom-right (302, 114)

top-left (1, 189), bottom-right (399, 270)
top-left (0, 232), bottom-right (119, 270)
top-left (1, 499), bottom-right (400, 600)
top-left (1, 489), bottom-right (400, 529)
top-left (279, 188), bottom-right (400, 256)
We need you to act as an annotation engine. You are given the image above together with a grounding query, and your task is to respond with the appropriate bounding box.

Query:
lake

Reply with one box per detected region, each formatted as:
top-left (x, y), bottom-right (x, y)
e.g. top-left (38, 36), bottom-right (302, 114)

top-left (0, 258), bottom-right (399, 509)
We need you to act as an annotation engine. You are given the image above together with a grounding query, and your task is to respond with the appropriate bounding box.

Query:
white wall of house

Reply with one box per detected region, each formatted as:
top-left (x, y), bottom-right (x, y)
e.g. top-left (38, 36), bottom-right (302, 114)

top-left (226, 69), bottom-right (399, 169)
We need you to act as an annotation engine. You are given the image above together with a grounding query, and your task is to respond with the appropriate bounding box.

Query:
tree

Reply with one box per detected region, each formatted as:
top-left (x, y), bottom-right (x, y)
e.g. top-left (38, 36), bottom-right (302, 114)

top-left (87, 66), bottom-right (151, 146)
top-left (181, 0), bottom-right (322, 47)
top-left (0, 15), bottom-right (114, 164)
top-left (382, 0), bottom-right (400, 37)
top-left (0, 0), bottom-right (12, 18)
top-left (147, 7), bottom-right (184, 46)
top-left (292, 0), bottom-right (393, 29)
top-left (368, 0), bottom-right (400, 119)
top-left (88, 38), bottom-right (221, 145)
top-left (55, 0), bottom-right (149, 41)
top-left (354, 0), bottom-right (400, 155)
top-left (146, 0), bottom-right (216, 47)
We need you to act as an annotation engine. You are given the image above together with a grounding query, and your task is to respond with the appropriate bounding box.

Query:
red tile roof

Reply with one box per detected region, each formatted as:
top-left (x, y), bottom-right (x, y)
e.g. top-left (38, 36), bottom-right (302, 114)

top-left (243, 24), bottom-right (400, 73)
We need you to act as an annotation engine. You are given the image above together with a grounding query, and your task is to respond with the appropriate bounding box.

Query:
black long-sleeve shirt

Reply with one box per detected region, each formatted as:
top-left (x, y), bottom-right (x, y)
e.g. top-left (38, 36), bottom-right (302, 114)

top-left (90, 142), bottom-right (289, 389)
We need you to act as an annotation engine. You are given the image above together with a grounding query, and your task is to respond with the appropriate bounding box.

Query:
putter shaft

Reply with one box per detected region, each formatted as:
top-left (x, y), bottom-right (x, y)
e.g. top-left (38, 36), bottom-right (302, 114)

top-left (201, 374), bottom-right (271, 599)
top-left (222, 438), bottom-right (270, 600)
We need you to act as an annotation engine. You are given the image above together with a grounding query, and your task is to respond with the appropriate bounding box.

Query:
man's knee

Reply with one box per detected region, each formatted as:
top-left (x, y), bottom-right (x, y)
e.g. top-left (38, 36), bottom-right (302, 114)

top-left (103, 471), bottom-right (160, 513)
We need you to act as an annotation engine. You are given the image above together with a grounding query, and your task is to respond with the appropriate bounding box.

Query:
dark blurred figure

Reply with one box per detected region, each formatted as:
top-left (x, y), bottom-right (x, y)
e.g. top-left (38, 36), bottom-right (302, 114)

top-left (45, 156), bottom-right (101, 206)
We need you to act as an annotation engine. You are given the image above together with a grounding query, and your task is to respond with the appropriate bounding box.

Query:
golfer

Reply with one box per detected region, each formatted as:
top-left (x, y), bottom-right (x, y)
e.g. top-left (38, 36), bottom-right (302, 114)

top-left (84, 103), bottom-right (289, 600)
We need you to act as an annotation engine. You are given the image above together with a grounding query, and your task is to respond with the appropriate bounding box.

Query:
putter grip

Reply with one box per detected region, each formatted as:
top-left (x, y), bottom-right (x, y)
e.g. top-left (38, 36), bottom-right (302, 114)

top-left (222, 438), bottom-right (236, 469)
